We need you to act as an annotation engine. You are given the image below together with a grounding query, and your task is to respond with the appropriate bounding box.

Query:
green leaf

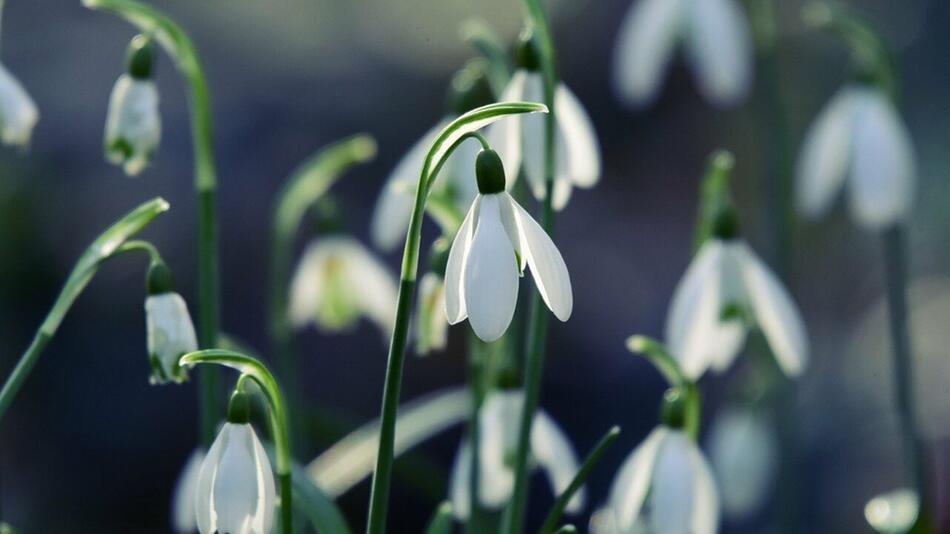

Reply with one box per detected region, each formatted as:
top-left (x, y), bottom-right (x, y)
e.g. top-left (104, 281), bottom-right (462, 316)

top-left (291, 462), bottom-right (353, 534)
top-left (423, 501), bottom-right (454, 534)
top-left (306, 387), bottom-right (471, 498)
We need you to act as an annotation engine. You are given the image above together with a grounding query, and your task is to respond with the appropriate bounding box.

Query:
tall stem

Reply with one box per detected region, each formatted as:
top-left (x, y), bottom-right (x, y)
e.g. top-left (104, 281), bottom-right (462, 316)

top-left (881, 226), bottom-right (929, 518)
top-left (502, 1), bottom-right (558, 533)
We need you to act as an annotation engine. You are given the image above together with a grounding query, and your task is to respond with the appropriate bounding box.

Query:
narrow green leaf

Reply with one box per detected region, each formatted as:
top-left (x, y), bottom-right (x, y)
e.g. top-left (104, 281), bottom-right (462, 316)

top-left (424, 501), bottom-right (454, 534)
top-left (554, 525), bottom-right (577, 533)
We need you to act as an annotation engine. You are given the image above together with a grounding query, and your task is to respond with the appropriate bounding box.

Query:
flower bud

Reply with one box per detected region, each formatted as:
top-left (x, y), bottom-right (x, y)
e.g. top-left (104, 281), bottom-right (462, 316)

top-left (515, 29), bottom-right (541, 71)
top-left (659, 387), bottom-right (687, 430)
top-left (145, 289), bottom-right (198, 385)
top-left (126, 35), bottom-right (155, 80)
top-left (475, 149), bottom-right (506, 194)
top-left (104, 39), bottom-right (161, 176)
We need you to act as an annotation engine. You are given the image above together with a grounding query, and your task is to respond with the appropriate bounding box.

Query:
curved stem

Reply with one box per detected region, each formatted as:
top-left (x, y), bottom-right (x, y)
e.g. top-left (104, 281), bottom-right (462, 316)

top-left (0, 198), bottom-right (169, 423)
top-left (180, 349), bottom-right (294, 534)
top-left (364, 102), bottom-right (546, 534)
top-left (112, 239), bottom-right (163, 263)
top-left (84, 0), bottom-right (222, 446)
top-left (504, 1), bottom-right (559, 531)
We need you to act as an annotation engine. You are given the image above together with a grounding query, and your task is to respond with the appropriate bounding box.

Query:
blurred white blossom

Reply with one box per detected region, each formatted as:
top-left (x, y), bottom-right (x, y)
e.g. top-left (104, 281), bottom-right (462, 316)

top-left (415, 272), bottom-right (448, 355)
top-left (171, 448), bottom-right (204, 533)
top-left (706, 406), bottom-right (777, 519)
top-left (104, 73), bottom-right (161, 176)
top-left (0, 63), bottom-right (38, 148)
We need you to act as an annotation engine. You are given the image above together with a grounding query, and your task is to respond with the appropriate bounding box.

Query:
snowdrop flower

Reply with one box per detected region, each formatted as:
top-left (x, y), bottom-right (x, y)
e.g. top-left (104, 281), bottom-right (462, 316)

top-left (864, 488), bottom-right (919, 534)
top-left (706, 406), bottom-right (777, 519)
top-left (449, 389), bottom-right (584, 520)
top-left (196, 391), bottom-right (276, 534)
top-left (796, 84), bottom-right (916, 229)
top-left (371, 61), bottom-right (495, 251)
top-left (0, 63), bottom-right (38, 148)
top-left (171, 448), bottom-right (204, 533)
top-left (665, 215), bottom-right (808, 380)
top-left (489, 37), bottom-right (600, 210)
top-left (446, 149), bottom-right (572, 342)
top-left (612, 0), bottom-right (753, 108)
top-left (104, 35), bottom-right (161, 176)
top-left (289, 235), bottom-right (397, 337)
top-left (145, 261), bottom-right (198, 385)
top-left (415, 239), bottom-right (450, 355)
top-left (608, 426), bottom-right (719, 534)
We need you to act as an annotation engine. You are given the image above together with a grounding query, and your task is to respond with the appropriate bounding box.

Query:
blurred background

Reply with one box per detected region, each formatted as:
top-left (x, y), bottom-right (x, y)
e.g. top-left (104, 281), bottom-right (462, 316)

top-left (1, 0), bottom-right (949, 531)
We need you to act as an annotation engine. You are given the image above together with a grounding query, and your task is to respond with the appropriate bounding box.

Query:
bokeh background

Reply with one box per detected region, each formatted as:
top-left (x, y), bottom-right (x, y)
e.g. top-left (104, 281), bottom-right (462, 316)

top-left (1, 0), bottom-right (949, 532)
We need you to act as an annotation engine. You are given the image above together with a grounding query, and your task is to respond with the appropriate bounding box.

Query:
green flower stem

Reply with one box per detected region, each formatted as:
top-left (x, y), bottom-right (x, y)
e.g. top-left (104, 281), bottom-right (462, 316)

top-left (539, 426), bottom-right (620, 534)
top-left (268, 135), bottom-right (377, 444)
top-left (85, 0), bottom-right (222, 447)
top-left (364, 102), bottom-right (546, 534)
top-left (626, 335), bottom-right (701, 440)
top-left (882, 227), bottom-right (930, 523)
top-left (179, 349), bottom-right (294, 534)
top-left (0, 198), bottom-right (169, 423)
top-left (504, 2), bottom-right (559, 530)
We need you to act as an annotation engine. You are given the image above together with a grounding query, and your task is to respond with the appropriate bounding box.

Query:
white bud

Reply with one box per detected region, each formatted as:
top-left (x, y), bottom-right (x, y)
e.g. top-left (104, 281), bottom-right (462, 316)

top-left (146, 292), bottom-right (198, 385)
top-left (104, 74), bottom-right (160, 176)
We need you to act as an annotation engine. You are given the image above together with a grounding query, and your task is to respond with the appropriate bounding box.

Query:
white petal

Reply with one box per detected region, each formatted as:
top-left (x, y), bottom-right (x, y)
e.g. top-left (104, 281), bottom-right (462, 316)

top-left (707, 407), bottom-right (777, 518)
top-left (687, 436), bottom-right (720, 534)
top-left (444, 197), bottom-right (480, 323)
top-left (532, 411), bottom-right (585, 513)
top-left (449, 441), bottom-right (473, 520)
top-left (288, 243), bottom-right (327, 328)
top-left (796, 88), bottom-right (857, 220)
top-left (146, 292), bottom-right (198, 384)
top-left (338, 238), bottom-right (399, 337)
top-left (665, 241), bottom-right (728, 380)
top-left (172, 449), bottom-right (204, 533)
top-left (649, 431), bottom-right (695, 534)
top-left (505, 194), bottom-right (573, 321)
top-left (609, 427), bottom-right (667, 531)
top-left (249, 425), bottom-right (277, 533)
top-left (415, 273), bottom-right (448, 355)
top-left (684, 0), bottom-right (753, 106)
top-left (212, 425), bottom-right (264, 534)
top-left (478, 391), bottom-right (522, 507)
top-left (736, 242), bottom-right (809, 376)
top-left (463, 195), bottom-right (520, 342)
top-left (371, 119), bottom-right (448, 250)
top-left (518, 72), bottom-right (548, 204)
top-left (555, 84), bottom-right (601, 189)
top-left (612, 0), bottom-right (687, 107)
top-left (707, 319), bottom-right (748, 373)
top-left (486, 70), bottom-right (527, 191)
top-left (848, 87), bottom-right (916, 229)
top-left (0, 63), bottom-right (38, 147)
top-left (196, 424), bottom-right (230, 534)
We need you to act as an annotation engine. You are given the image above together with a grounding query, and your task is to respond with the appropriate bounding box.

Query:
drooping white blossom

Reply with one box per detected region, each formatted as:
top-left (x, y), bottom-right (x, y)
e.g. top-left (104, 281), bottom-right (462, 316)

top-left (706, 407), bottom-right (777, 519)
top-left (612, 0), bottom-right (753, 108)
top-left (449, 389), bottom-right (584, 520)
top-left (796, 84), bottom-right (916, 229)
top-left (0, 63), bottom-right (38, 148)
top-left (607, 426), bottom-right (719, 534)
top-left (104, 73), bottom-right (161, 176)
top-left (195, 423), bottom-right (276, 534)
top-left (146, 292), bottom-right (198, 385)
top-left (288, 236), bottom-right (397, 338)
top-left (171, 448), bottom-right (204, 533)
top-left (665, 238), bottom-right (808, 380)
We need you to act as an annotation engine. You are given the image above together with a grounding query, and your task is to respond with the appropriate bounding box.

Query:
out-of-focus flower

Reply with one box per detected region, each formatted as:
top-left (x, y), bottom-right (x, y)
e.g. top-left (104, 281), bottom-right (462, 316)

top-left (416, 272), bottom-right (448, 355)
top-left (104, 35), bottom-right (161, 176)
top-left (607, 426), bottom-right (719, 534)
top-left (0, 63), bottom-right (38, 148)
top-left (196, 421), bottom-right (276, 534)
top-left (289, 236), bottom-right (397, 338)
top-left (612, 0), bottom-right (752, 108)
top-left (371, 60), bottom-right (497, 251)
top-left (445, 149), bottom-right (572, 342)
top-left (449, 388), bottom-right (584, 520)
top-left (145, 262), bottom-right (198, 385)
top-left (864, 488), bottom-right (919, 534)
top-left (706, 406), bottom-right (777, 519)
top-left (171, 448), bottom-right (204, 533)
top-left (488, 37), bottom-right (600, 211)
top-left (796, 84), bottom-right (915, 229)
top-left (665, 236), bottom-right (808, 380)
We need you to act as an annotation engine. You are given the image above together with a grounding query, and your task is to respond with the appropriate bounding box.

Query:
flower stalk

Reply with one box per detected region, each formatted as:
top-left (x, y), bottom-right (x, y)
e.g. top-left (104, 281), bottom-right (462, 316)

top-left (180, 349), bottom-right (294, 534)
top-left (363, 101), bottom-right (547, 534)
top-left (0, 198), bottom-right (169, 423)
top-left (84, 0), bottom-right (222, 446)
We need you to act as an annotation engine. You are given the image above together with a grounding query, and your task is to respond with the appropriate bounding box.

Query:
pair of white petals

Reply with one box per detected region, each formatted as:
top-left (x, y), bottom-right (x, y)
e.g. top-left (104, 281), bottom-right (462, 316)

top-left (613, 0), bottom-right (752, 108)
top-left (606, 427), bottom-right (718, 534)
top-left (105, 74), bottom-right (161, 176)
top-left (666, 238), bottom-right (808, 380)
top-left (796, 85), bottom-right (916, 229)
top-left (446, 193), bottom-right (572, 342)
top-left (489, 70), bottom-right (601, 210)
top-left (449, 389), bottom-right (584, 520)
top-left (415, 272), bottom-right (449, 355)
top-left (145, 292), bottom-right (198, 385)
top-left (196, 423), bottom-right (276, 534)
top-left (288, 236), bottom-right (397, 338)
top-left (370, 115), bottom-right (482, 251)
top-left (0, 63), bottom-right (38, 148)
top-left (706, 407), bottom-right (777, 519)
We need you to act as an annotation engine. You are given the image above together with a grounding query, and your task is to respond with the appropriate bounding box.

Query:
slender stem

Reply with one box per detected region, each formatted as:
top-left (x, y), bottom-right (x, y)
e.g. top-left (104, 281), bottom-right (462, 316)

top-left (504, 1), bottom-right (558, 532)
top-left (364, 103), bottom-right (547, 534)
top-left (539, 426), bottom-right (620, 534)
top-left (180, 350), bottom-right (294, 534)
top-left (0, 198), bottom-right (168, 423)
top-left (881, 226), bottom-right (929, 518)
